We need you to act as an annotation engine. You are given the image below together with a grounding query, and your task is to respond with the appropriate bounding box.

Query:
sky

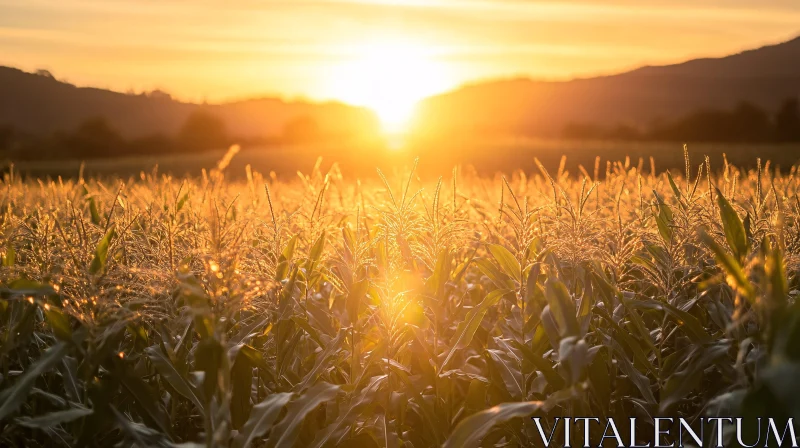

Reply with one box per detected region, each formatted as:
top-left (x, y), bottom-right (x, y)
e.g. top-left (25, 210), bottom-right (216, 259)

top-left (2, 0), bottom-right (800, 109)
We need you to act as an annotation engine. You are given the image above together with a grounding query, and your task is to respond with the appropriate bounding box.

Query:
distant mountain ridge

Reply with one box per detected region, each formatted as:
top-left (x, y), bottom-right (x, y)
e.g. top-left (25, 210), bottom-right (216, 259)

top-left (412, 34), bottom-right (800, 137)
top-left (630, 35), bottom-right (800, 78)
top-left (2, 34), bottom-right (800, 141)
top-left (0, 66), bottom-right (378, 140)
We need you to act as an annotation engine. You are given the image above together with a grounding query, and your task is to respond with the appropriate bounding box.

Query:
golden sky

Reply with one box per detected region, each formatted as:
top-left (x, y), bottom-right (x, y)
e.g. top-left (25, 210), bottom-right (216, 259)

top-left (2, 0), bottom-right (800, 112)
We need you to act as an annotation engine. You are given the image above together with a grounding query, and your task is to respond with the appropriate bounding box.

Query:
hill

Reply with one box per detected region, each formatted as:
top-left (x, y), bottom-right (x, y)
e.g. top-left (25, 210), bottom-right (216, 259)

top-left (3, 34), bottom-right (800, 144)
top-left (412, 35), bottom-right (800, 138)
top-left (0, 66), bottom-right (379, 140)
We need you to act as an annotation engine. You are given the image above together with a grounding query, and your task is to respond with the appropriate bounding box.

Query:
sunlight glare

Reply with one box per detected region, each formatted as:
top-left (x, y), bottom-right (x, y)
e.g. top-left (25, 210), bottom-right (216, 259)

top-left (332, 39), bottom-right (450, 133)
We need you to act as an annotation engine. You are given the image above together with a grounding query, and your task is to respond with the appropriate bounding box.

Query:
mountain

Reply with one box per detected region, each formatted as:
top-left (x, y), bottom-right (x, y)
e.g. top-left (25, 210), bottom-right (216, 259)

top-left (3, 34), bottom-right (800, 143)
top-left (0, 66), bottom-right (379, 140)
top-left (412, 35), bottom-right (800, 138)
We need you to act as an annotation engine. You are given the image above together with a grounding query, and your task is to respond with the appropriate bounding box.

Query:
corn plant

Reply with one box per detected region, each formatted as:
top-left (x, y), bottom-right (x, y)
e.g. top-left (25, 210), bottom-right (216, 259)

top-left (0, 148), bottom-right (798, 447)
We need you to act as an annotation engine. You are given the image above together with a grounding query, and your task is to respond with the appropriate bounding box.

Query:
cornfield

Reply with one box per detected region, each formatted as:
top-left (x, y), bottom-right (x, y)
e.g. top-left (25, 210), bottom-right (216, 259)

top-left (1, 147), bottom-right (799, 447)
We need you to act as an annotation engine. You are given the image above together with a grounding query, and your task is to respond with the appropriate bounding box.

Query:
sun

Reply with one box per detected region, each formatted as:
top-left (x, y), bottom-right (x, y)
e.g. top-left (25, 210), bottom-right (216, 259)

top-left (331, 39), bottom-right (451, 133)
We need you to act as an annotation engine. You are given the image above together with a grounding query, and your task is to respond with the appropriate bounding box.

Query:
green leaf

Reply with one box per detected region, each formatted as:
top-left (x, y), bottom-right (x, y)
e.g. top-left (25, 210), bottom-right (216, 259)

top-left (1, 279), bottom-right (55, 298)
top-left (275, 235), bottom-right (298, 281)
top-left (59, 357), bottom-right (80, 403)
top-left (385, 361), bottom-right (444, 443)
top-left (576, 281), bottom-right (592, 335)
top-left (278, 266), bottom-right (299, 319)
top-left (345, 279), bottom-right (369, 326)
top-left (622, 306), bottom-right (659, 363)
top-left (310, 375), bottom-right (386, 448)
top-left (465, 378), bottom-right (487, 413)
top-left (595, 309), bottom-right (656, 376)
top-left (109, 405), bottom-right (170, 447)
top-left (716, 188), bottom-right (749, 260)
top-left (666, 171), bottom-right (683, 204)
top-left (526, 237), bottom-right (544, 261)
top-left (699, 229), bottom-right (754, 301)
top-left (296, 329), bottom-right (346, 391)
top-left (277, 328), bottom-right (302, 380)
top-left (485, 349), bottom-right (523, 399)
top-left (510, 340), bottom-right (565, 390)
top-left (232, 316), bottom-right (271, 346)
top-left (544, 278), bottom-right (580, 338)
top-left (653, 191), bottom-right (674, 243)
top-left (2, 244), bottom-right (14, 267)
top-left (233, 392), bottom-right (293, 448)
top-left (341, 226), bottom-right (356, 260)
top-left (558, 336), bottom-right (590, 385)
top-left (195, 338), bottom-right (224, 403)
top-left (45, 307), bottom-right (72, 342)
top-left (587, 347), bottom-right (611, 412)
top-left (119, 369), bottom-right (174, 440)
top-left (89, 228), bottom-right (116, 275)
top-left (474, 258), bottom-right (513, 289)
top-left (426, 249), bottom-right (452, 300)
top-left (267, 382), bottom-right (340, 448)
top-left (610, 339), bottom-right (656, 405)
top-left (145, 346), bottom-right (204, 412)
top-left (488, 244), bottom-right (521, 283)
top-left (764, 239), bottom-right (788, 308)
top-left (0, 342), bottom-right (69, 421)
top-left (524, 262), bottom-right (542, 307)
top-left (442, 289), bottom-right (511, 370)
top-left (230, 344), bottom-right (265, 430)
top-left (176, 191), bottom-right (190, 213)
top-left (659, 342), bottom-right (731, 413)
top-left (291, 315), bottom-right (323, 348)
top-left (443, 401), bottom-right (544, 448)
top-left (83, 185), bottom-right (101, 226)
top-left (305, 230), bottom-right (327, 274)
top-left (15, 406), bottom-right (92, 429)
top-left (624, 298), bottom-right (711, 344)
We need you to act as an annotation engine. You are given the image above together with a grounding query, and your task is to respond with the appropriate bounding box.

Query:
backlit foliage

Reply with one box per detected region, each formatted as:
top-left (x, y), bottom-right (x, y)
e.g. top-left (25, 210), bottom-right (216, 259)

top-left (1, 148), bottom-right (799, 447)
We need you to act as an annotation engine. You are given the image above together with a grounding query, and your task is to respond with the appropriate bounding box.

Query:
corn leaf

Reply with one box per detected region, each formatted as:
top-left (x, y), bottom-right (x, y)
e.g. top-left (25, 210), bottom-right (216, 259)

top-left (443, 401), bottom-right (544, 448)
top-left (488, 244), bottom-right (521, 283)
top-left (0, 342), bottom-right (69, 421)
top-left (442, 289), bottom-right (511, 370)
top-left (716, 188), bottom-right (749, 260)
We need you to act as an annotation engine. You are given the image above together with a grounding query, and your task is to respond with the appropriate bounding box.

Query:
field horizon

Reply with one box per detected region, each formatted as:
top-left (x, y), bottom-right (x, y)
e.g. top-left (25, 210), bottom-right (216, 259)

top-left (7, 139), bottom-right (800, 182)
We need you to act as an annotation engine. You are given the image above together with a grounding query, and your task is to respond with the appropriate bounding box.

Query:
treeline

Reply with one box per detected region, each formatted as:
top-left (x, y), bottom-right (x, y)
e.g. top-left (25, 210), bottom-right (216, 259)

top-left (564, 97), bottom-right (800, 143)
top-left (0, 111), bottom-right (351, 160)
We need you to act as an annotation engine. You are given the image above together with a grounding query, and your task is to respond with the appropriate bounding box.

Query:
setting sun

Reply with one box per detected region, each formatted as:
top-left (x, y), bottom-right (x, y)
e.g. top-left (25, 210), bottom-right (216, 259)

top-left (331, 39), bottom-right (451, 132)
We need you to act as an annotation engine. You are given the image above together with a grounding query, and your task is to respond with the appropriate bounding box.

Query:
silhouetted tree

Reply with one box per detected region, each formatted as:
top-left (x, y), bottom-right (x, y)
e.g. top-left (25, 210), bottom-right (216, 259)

top-left (128, 134), bottom-right (175, 155)
top-left (650, 109), bottom-right (730, 142)
top-left (62, 118), bottom-right (126, 158)
top-left (177, 111), bottom-right (228, 151)
top-left (775, 97), bottom-right (800, 142)
top-left (648, 102), bottom-right (772, 143)
top-left (34, 69), bottom-right (55, 79)
top-left (730, 102), bottom-right (772, 142)
top-left (146, 90), bottom-right (173, 101)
